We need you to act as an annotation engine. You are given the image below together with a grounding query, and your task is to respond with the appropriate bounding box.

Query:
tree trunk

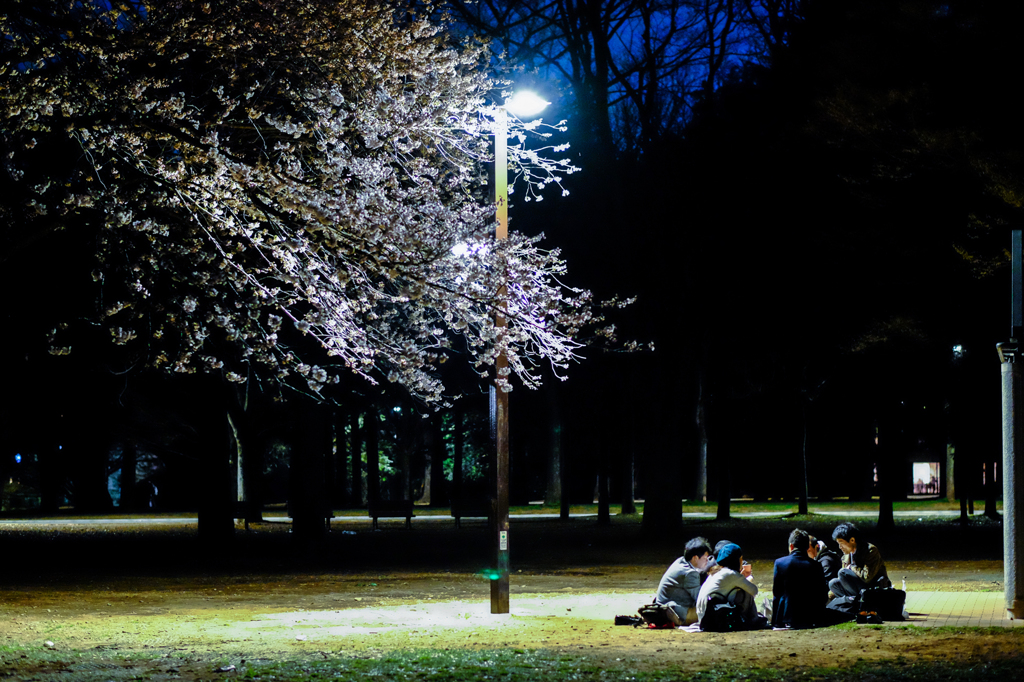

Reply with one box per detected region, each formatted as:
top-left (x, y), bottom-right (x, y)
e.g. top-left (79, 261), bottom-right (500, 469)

top-left (398, 408), bottom-right (413, 501)
top-left (696, 380), bottom-right (708, 502)
top-left (715, 453), bottom-right (731, 521)
top-left (350, 411), bottom-right (363, 507)
top-left (955, 451), bottom-right (969, 525)
top-left (545, 384), bottom-right (562, 508)
top-left (876, 468), bottom-right (896, 531)
top-left (597, 443), bottom-right (611, 526)
top-left (429, 414), bottom-right (446, 507)
top-left (65, 395), bottom-right (113, 512)
top-left (559, 416), bottom-right (570, 521)
top-left (946, 445), bottom-right (956, 502)
top-left (197, 378), bottom-right (234, 547)
top-left (333, 410), bottom-right (348, 508)
top-left (226, 382), bottom-right (264, 524)
top-left (289, 402), bottom-right (329, 544)
top-left (37, 415), bottom-right (65, 513)
top-left (324, 408), bottom-right (338, 510)
top-left (876, 422), bottom-right (896, 532)
top-left (798, 400), bottom-right (810, 515)
top-left (621, 377), bottom-right (636, 515)
top-left (366, 410), bottom-right (380, 505)
top-left (0, 452), bottom-right (10, 511)
top-left (984, 459), bottom-right (999, 518)
top-left (642, 387), bottom-right (684, 533)
top-left (621, 438), bottom-right (636, 515)
top-left (452, 403), bottom-right (464, 504)
top-left (119, 440), bottom-right (138, 511)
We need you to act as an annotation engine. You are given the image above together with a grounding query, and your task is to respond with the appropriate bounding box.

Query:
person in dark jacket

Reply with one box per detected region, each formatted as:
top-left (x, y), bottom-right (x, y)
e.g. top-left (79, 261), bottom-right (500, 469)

top-left (772, 529), bottom-right (852, 628)
top-left (772, 529), bottom-right (827, 629)
top-left (808, 535), bottom-right (841, 584)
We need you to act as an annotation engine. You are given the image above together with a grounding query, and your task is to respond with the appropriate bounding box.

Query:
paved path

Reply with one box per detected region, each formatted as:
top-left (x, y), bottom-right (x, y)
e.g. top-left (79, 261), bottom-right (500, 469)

top-left (902, 591), bottom-right (1023, 627)
top-left (0, 509), bottom-right (1000, 526)
top-left (0, 513), bottom-right (603, 526)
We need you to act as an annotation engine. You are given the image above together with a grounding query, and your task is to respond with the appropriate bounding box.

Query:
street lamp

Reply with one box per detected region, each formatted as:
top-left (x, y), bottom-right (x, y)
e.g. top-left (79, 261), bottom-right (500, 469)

top-left (490, 91), bottom-right (549, 615)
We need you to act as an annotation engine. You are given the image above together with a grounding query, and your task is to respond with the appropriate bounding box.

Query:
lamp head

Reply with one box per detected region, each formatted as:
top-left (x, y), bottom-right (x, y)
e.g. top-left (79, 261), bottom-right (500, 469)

top-left (505, 91), bottom-right (549, 118)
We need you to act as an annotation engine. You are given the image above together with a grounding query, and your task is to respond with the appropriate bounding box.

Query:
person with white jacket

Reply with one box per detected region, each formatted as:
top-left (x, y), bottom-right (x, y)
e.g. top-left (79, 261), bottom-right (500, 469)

top-left (696, 542), bottom-right (767, 629)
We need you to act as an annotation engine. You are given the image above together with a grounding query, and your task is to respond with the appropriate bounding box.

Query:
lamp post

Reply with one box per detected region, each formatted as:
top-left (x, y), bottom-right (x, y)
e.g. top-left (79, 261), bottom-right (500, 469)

top-left (998, 229), bottom-right (1024, 620)
top-left (490, 91), bottom-right (548, 615)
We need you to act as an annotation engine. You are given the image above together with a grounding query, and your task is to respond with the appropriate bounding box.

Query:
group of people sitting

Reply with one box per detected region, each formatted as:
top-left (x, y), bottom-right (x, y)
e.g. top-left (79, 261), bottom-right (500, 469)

top-left (654, 522), bottom-right (890, 630)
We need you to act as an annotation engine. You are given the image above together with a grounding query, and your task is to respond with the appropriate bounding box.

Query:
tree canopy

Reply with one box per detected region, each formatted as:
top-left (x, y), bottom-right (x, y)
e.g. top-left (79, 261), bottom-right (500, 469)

top-left (1, 0), bottom-right (585, 402)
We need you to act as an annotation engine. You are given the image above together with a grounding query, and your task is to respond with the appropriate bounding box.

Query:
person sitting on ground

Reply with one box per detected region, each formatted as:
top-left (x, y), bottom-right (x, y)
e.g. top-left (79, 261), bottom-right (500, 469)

top-left (654, 537), bottom-right (714, 625)
top-left (828, 522), bottom-right (891, 599)
top-left (807, 535), bottom-right (841, 585)
top-left (697, 542), bottom-right (767, 630)
top-left (772, 529), bottom-right (851, 629)
top-left (714, 539), bottom-right (753, 580)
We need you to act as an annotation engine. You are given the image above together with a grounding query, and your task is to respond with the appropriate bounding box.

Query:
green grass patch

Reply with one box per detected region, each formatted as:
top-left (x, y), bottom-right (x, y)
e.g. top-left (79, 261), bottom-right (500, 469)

top-left (4, 643), bottom-right (1024, 681)
top-left (238, 649), bottom-right (1023, 682)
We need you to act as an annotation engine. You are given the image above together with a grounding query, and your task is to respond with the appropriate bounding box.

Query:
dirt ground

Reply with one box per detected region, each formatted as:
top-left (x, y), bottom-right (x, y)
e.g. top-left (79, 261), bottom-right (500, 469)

top-left (0, 515), bottom-right (1017, 679)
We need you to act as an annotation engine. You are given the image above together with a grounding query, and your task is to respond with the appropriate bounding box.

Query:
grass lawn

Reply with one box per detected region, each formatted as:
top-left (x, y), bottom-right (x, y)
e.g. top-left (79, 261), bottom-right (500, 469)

top-left (0, 512), bottom-right (1017, 681)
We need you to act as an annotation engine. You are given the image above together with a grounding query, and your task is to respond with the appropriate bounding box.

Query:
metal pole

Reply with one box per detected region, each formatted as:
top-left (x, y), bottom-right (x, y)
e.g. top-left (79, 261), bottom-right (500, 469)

top-left (999, 229), bottom-right (1024, 619)
top-left (490, 107), bottom-right (510, 614)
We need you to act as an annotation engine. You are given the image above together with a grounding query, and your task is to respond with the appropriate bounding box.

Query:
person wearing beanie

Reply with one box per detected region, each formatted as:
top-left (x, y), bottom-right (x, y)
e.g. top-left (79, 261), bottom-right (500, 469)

top-left (714, 539), bottom-right (753, 580)
top-left (696, 542), bottom-right (766, 628)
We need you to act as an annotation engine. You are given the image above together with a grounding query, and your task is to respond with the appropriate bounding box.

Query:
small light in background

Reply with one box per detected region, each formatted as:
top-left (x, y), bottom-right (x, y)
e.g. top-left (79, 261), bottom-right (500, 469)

top-left (14, 454), bottom-right (21, 464)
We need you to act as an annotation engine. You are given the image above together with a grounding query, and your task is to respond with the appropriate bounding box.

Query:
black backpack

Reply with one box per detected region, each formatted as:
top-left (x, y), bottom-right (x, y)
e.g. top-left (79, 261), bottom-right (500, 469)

top-left (700, 587), bottom-right (746, 632)
top-left (636, 603), bottom-right (679, 629)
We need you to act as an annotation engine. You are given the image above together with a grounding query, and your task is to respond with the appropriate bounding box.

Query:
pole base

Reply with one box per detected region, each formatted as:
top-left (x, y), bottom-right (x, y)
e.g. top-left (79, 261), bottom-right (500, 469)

top-left (1008, 600), bottom-right (1024, 620)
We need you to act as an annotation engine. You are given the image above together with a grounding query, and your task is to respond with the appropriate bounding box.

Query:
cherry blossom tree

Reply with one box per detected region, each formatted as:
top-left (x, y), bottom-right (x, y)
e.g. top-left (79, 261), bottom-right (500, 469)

top-left (1, 0), bottom-right (585, 403)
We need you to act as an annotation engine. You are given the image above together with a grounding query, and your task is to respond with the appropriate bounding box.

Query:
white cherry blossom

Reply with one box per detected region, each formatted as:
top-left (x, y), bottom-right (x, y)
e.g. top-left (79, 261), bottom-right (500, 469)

top-left (2, 0), bottom-right (589, 402)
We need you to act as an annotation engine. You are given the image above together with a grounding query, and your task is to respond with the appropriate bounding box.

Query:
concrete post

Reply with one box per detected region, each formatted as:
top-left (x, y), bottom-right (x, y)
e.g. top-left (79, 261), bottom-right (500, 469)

top-left (1000, 229), bottom-right (1024, 619)
top-left (1002, 356), bottom-right (1024, 618)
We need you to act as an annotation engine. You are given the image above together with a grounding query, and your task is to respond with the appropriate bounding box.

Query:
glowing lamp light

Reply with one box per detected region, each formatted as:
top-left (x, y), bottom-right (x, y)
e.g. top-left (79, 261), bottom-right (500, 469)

top-left (478, 568), bottom-right (502, 581)
top-left (505, 91), bottom-right (549, 118)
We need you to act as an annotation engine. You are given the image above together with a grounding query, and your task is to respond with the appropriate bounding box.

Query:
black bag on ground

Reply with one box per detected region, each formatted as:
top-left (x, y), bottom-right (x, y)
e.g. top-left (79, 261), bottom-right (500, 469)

top-left (826, 594), bottom-right (860, 616)
top-left (637, 603), bottom-right (678, 628)
top-left (859, 587), bottom-right (906, 621)
top-left (700, 588), bottom-right (745, 632)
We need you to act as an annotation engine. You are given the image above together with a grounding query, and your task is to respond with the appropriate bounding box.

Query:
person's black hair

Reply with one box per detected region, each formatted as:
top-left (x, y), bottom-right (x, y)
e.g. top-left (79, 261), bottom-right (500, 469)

top-left (788, 529), bottom-right (810, 551)
top-left (683, 537), bottom-right (712, 562)
top-left (831, 522), bottom-right (859, 542)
